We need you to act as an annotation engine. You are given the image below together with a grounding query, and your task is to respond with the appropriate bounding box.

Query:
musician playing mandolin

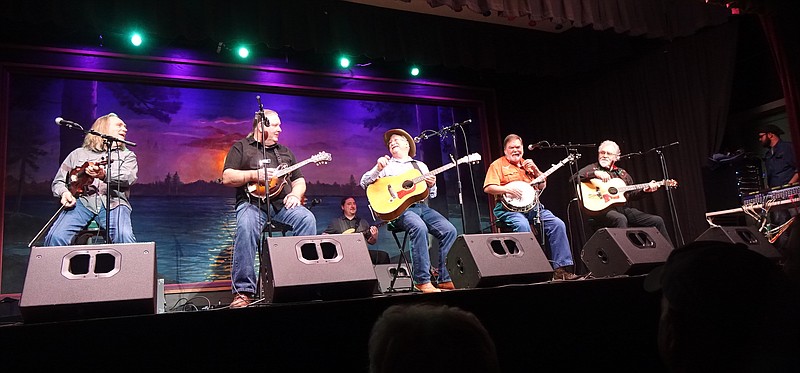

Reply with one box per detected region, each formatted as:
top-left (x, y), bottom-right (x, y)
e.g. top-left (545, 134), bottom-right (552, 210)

top-left (577, 140), bottom-right (672, 245)
top-left (221, 108), bottom-right (317, 308)
top-left (44, 113), bottom-right (138, 246)
top-left (360, 129), bottom-right (457, 293)
top-left (483, 134), bottom-right (581, 281)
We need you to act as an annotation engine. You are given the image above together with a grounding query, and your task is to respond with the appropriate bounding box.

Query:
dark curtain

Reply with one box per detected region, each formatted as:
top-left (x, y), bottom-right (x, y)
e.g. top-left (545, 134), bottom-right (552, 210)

top-left (495, 19), bottom-right (739, 248)
top-left (760, 12), bottom-right (800, 160)
top-left (0, 0), bottom-right (730, 76)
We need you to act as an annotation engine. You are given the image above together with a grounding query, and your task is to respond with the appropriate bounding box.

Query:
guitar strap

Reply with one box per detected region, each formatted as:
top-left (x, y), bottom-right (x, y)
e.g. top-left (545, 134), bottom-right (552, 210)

top-left (410, 161), bottom-right (428, 206)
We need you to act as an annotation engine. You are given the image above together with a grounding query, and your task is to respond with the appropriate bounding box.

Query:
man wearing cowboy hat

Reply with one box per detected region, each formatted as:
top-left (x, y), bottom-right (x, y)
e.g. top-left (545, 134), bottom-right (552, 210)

top-left (360, 128), bottom-right (458, 293)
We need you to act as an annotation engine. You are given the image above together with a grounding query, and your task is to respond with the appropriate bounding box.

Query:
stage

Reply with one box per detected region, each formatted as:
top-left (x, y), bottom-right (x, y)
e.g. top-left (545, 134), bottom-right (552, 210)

top-left (0, 275), bottom-right (665, 372)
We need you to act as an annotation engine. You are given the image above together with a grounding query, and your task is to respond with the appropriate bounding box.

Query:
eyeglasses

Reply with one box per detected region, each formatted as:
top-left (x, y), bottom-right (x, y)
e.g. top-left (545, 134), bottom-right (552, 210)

top-left (598, 151), bottom-right (618, 156)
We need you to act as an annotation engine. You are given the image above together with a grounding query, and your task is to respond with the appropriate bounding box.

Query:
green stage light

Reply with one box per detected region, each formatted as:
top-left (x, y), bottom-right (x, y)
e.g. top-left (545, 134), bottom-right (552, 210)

top-left (130, 33), bottom-right (143, 47)
top-left (237, 47), bottom-right (250, 58)
top-left (339, 57), bottom-right (351, 68)
top-left (410, 66), bottom-right (420, 76)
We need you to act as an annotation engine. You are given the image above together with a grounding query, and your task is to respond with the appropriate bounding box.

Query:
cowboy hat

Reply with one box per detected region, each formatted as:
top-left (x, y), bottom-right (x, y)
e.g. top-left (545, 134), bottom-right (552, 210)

top-left (383, 128), bottom-right (416, 157)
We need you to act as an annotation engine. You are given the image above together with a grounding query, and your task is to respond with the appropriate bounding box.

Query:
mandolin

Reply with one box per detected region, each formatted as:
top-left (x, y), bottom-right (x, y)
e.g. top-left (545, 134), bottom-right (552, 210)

top-left (246, 151), bottom-right (331, 199)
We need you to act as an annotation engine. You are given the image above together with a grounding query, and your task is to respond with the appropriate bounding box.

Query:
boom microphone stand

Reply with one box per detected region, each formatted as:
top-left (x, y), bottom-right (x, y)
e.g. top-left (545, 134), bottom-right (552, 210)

top-left (540, 142), bottom-right (593, 254)
top-left (437, 119), bottom-right (473, 233)
top-left (646, 142), bottom-right (684, 246)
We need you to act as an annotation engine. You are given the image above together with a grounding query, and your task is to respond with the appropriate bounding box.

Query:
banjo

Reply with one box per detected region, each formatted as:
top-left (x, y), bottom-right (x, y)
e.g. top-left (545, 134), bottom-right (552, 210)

top-left (501, 154), bottom-right (579, 212)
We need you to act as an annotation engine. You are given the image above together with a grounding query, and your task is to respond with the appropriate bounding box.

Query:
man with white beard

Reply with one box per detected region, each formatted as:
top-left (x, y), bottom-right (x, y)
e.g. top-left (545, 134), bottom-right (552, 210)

top-left (577, 140), bottom-right (672, 245)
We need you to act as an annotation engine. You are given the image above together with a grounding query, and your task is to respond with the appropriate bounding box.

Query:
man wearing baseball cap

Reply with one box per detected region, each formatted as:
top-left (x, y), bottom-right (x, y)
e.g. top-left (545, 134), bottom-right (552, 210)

top-left (758, 124), bottom-right (798, 255)
top-left (360, 128), bottom-right (458, 293)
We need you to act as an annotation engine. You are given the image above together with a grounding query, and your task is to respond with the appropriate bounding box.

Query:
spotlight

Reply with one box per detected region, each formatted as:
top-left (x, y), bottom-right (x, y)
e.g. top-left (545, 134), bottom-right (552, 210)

top-left (130, 32), bottom-right (143, 47)
top-left (237, 46), bottom-right (250, 58)
top-left (339, 56), bottom-right (351, 68)
top-left (410, 66), bottom-right (420, 76)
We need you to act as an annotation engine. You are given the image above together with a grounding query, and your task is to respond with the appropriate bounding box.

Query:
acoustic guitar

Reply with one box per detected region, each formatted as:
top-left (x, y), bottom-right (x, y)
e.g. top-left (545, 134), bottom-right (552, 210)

top-left (246, 151), bottom-right (331, 199)
top-left (367, 153), bottom-right (481, 221)
top-left (580, 178), bottom-right (678, 212)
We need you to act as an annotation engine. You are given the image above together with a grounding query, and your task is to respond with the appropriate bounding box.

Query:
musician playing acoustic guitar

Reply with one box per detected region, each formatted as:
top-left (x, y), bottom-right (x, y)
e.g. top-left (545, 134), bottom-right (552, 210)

top-left (221, 108), bottom-right (317, 308)
top-left (360, 128), bottom-right (457, 293)
top-left (44, 113), bottom-right (138, 246)
top-left (322, 196), bottom-right (390, 264)
top-left (577, 140), bottom-right (672, 245)
top-left (483, 134), bottom-right (581, 281)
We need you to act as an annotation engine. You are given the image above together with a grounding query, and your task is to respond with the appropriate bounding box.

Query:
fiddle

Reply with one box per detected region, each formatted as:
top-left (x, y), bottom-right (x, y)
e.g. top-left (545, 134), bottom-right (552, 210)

top-left (68, 160), bottom-right (108, 196)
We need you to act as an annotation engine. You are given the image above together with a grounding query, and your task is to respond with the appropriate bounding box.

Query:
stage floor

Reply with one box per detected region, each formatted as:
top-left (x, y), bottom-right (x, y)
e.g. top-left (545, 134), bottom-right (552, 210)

top-left (0, 275), bottom-right (665, 372)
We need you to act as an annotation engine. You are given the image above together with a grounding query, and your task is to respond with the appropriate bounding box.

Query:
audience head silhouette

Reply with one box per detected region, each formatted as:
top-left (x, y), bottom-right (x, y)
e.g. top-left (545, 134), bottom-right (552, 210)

top-left (645, 239), bottom-right (799, 372)
top-left (368, 303), bottom-right (500, 373)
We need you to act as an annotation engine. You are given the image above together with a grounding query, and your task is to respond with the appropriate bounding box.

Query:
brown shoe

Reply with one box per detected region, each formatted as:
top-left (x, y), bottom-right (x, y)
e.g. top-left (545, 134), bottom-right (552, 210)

top-left (230, 293), bottom-right (252, 308)
top-left (552, 267), bottom-right (582, 281)
top-left (414, 282), bottom-right (442, 293)
top-left (436, 281), bottom-right (456, 290)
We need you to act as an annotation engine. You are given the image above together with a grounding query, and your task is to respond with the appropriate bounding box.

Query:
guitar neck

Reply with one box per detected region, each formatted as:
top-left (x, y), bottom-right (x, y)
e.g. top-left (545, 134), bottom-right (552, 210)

top-left (411, 161), bottom-right (460, 184)
top-left (618, 180), bottom-right (666, 192)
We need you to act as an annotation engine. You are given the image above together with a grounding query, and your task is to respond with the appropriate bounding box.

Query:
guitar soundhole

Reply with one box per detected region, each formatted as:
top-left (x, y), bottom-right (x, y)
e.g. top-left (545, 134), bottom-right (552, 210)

top-left (402, 180), bottom-right (414, 189)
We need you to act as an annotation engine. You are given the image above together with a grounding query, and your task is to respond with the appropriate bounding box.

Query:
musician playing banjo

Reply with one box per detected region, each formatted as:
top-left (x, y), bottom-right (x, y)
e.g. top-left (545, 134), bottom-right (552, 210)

top-left (576, 140), bottom-right (672, 245)
top-left (483, 134), bottom-right (581, 281)
top-left (221, 107), bottom-right (317, 308)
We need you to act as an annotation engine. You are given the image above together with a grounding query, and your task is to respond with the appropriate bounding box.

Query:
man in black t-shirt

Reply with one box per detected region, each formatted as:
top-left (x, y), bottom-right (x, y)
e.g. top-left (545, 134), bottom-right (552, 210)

top-left (221, 108), bottom-right (317, 308)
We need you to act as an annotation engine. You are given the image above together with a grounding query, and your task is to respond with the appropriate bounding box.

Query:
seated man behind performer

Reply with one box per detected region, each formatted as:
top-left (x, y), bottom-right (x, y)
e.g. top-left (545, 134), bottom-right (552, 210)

top-left (483, 134), bottom-right (581, 281)
top-left (323, 196), bottom-right (390, 264)
top-left (577, 140), bottom-right (671, 244)
top-left (221, 108), bottom-right (317, 308)
top-left (360, 128), bottom-right (457, 293)
top-left (44, 113), bottom-right (138, 246)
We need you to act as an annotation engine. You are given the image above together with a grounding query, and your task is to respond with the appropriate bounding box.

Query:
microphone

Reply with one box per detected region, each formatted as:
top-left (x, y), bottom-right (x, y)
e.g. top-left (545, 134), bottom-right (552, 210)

top-left (617, 152), bottom-right (640, 160)
top-left (256, 95), bottom-right (269, 126)
top-left (441, 119), bottom-right (472, 132)
top-left (413, 136), bottom-right (421, 144)
top-left (527, 141), bottom-right (549, 150)
top-left (55, 117), bottom-right (81, 129)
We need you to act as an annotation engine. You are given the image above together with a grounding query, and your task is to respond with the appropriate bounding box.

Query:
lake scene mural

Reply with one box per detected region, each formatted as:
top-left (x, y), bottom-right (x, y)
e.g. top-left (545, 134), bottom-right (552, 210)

top-left (2, 74), bottom-right (488, 293)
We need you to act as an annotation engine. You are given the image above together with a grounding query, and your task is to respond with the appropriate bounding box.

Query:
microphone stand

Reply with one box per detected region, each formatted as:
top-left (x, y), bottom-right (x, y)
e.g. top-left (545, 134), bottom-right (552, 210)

top-left (255, 96), bottom-right (273, 300)
top-left (541, 142), bottom-right (593, 258)
top-left (646, 142), bottom-right (684, 246)
top-left (441, 126), bottom-right (466, 233)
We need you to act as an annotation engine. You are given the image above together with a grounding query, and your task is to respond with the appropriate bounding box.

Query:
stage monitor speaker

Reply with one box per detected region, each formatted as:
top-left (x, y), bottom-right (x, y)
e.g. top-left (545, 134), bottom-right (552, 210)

top-left (260, 234), bottom-right (379, 302)
top-left (695, 226), bottom-right (782, 261)
top-left (447, 232), bottom-right (553, 288)
top-left (373, 263), bottom-right (413, 293)
top-left (581, 228), bottom-right (673, 277)
top-left (19, 242), bottom-right (157, 323)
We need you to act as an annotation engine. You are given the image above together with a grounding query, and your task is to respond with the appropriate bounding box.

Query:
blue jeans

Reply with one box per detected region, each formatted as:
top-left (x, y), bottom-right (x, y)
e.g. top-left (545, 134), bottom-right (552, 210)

top-left (231, 201), bottom-right (317, 294)
top-left (493, 202), bottom-right (574, 269)
top-left (393, 204), bottom-right (457, 285)
top-left (44, 199), bottom-right (135, 246)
